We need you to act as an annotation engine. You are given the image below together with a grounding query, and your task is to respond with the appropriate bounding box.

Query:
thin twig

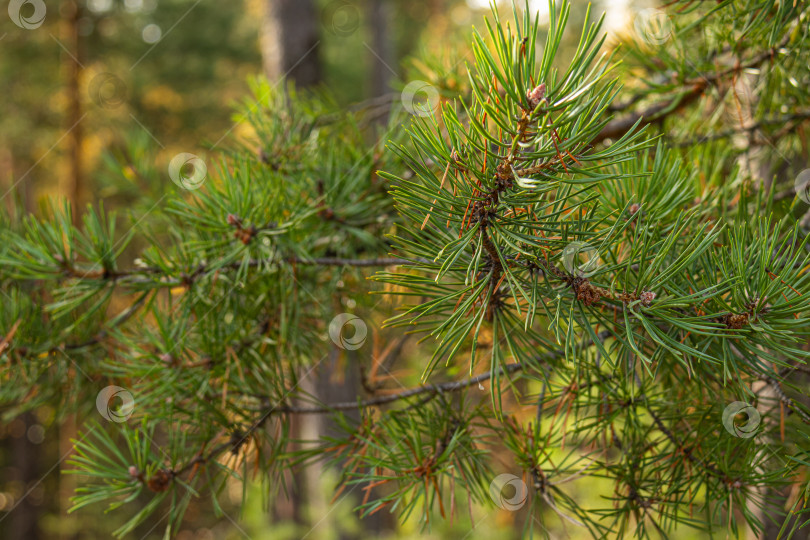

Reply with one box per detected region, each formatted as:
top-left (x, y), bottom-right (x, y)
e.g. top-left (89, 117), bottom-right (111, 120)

top-left (170, 332), bottom-right (610, 479)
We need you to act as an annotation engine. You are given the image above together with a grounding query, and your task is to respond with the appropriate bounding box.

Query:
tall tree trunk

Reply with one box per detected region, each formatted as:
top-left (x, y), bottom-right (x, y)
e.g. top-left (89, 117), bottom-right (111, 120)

top-left (61, 4), bottom-right (82, 538)
top-left (58, 409), bottom-right (78, 540)
top-left (368, 0), bottom-right (394, 98)
top-left (6, 413), bottom-right (42, 540)
top-left (755, 369), bottom-right (810, 540)
top-left (0, 146), bottom-right (14, 216)
top-left (260, 0), bottom-right (321, 88)
top-left (260, 2), bottom-right (321, 529)
top-left (315, 348), bottom-right (397, 537)
top-left (63, 0), bottom-right (83, 225)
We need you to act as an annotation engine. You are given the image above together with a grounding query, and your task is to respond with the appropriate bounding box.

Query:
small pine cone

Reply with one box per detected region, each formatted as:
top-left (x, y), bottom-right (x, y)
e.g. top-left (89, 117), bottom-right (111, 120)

top-left (639, 291), bottom-right (656, 307)
top-left (526, 83), bottom-right (546, 108)
top-left (724, 313), bottom-right (749, 329)
top-left (234, 226), bottom-right (256, 245)
top-left (146, 468), bottom-right (173, 492)
top-left (573, 277), bottom-right (602, 306)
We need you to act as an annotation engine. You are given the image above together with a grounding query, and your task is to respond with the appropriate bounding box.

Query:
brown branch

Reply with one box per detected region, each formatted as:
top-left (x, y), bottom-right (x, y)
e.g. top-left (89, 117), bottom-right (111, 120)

top-left (763, 375), bottom-right (810, 425)
top-left (168, 331), bottom-right (611, 481)
top-left (292, 256), bottom-right (414, 267)
top-left (595, 82), bottom-right (707, 143)
top-left (667, 111), bottom-right (810, 148)
top-left (644, 401), bottom-right (729, 482)
top-left (10, 292), bottom-right (150, 360)
top-left (59, 255), bottom-right (417, 287)
top-left (264, 359), bottom-right (527, 415)
top-left (596, 36), bottom-right (790, 144)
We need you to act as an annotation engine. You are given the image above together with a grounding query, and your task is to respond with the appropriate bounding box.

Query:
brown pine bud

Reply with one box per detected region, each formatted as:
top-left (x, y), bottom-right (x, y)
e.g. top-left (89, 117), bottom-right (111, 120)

top-left (526, 83), bottom-right (546, 108)
top-left (639, 291), bottom-right (656, 307)
top-left (146, 468), bottom-right (173, 492)
top-left (723, 313), bottom-right (749, 329)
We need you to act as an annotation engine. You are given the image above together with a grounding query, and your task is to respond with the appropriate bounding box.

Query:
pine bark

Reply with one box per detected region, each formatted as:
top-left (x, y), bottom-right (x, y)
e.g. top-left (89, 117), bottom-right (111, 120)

top-left (260, 0), bottom-right (321, 88)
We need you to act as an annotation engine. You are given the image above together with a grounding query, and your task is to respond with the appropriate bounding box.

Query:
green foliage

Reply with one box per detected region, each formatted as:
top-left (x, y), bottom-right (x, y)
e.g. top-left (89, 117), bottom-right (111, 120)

top-left (2, 1), bottom-right (810, 538)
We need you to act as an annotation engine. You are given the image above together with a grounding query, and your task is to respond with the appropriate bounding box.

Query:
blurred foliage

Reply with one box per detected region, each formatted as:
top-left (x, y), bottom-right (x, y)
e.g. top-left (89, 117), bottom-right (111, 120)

top-left (2, 0), bottom-right (810, 539)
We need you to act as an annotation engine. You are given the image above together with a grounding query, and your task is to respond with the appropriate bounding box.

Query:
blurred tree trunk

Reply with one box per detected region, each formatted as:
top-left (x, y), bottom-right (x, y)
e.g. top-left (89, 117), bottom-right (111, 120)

top-left (0, 147), bottom-right (15, 215)
top-left (63, 0), bottom-right (83, 225)
top-left (755, 368), bottom-right (810, 540)
top-left (306, 349), bottom-right (360, 539)
top-left (368, 0), bottom-right (394, 98)
top-left (273, 411), bottom-right (308, 527)
top-left (60, 3), bottom-right (82, 539)
top-left (58, 410), bottom-right (78, 540)
top-left (7, 413), bottom-right (42, 540)
top-left (314, 348), bottom-right (397, 537)
top-left (260, 0), bottom-right (321, 88)
top-left (260, 0), bottom-right (321, 528)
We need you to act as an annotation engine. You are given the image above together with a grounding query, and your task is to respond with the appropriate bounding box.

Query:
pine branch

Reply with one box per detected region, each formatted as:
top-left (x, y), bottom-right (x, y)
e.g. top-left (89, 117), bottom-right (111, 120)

top-left (57, 255), bottom-right (417, 287)
top-left (668, 110), bottom-right (810, 148)
top-left (762, 375), bottom-right (810, 425)
top-left (643, 399), bottom-right (728, 483)
top-left (597, 34), bottom-right (791, 143)
top-left (168, 331), bottom-right (610, 483)
top-left (11, 1), bottom-right (810, 536)
top-left (10, 292), bottom-right (150, 360)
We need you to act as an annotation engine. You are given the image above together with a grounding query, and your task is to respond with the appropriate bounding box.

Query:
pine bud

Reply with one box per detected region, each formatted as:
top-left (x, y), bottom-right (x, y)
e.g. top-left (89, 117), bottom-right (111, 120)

top-left (146, 468), bottom-right (173, 492)
top-left (639, 291), bottom-right (656, 306)
top-left (526, 83), bottom-right (546, 108)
